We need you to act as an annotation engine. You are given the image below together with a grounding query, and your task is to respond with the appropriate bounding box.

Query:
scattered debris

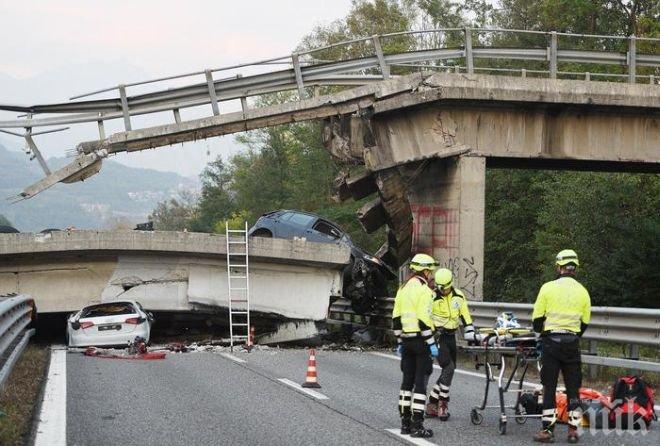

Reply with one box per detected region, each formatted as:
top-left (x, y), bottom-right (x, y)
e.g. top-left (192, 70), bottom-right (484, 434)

top-left (84, 346), bottom-right (166, 360)
top-left (83, 336), bottom-right (166, 360)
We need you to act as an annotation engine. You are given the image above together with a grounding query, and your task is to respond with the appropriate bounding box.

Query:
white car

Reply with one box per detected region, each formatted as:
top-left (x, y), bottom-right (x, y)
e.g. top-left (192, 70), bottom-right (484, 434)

top-left (66, 300), bottom-right (154, 348)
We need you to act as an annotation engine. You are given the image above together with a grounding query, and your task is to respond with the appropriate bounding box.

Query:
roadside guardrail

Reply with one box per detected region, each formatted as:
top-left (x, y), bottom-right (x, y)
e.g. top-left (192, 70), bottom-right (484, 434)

top-left (0, 294), bottom-right (37, 389)
top-left (328, 297), bottom-right (660, 373)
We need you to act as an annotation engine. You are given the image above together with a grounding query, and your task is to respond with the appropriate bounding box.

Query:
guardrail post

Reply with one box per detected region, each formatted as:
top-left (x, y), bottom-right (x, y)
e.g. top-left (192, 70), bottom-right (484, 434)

top-left (205, 69), bottom-right (220, 116)
top-left (628, 35), bottom-right (637, 84)
top-left (97, 116), bottom-right (105, 139)
top-left (651, 74), bottom-right (655, 85)
top-left (585, 72), bottom-right (591, 81)
top-left (173, 108), bottom-right (181, 124)
top-left (629, 344), bottom-right (639, 360)
top-left (464, 27), bottom-right (474, 74)
top-left (292, 53), bottom-right (307, 99)
top-left (118, 85), bottom-right (132, 131)
top-left (548, 31), bottom-right (558, 79)
top-left (454, 65), bottom-right (460, 74)
top-left (372, 35), bottom-right (390, 79)
top-left (521, 68), bottom-right (526, 78)
top-left (237, 74), bottom-right (248, 115)
top-left (588, 340), bottom-right (598, 379)
top-left (628, 343), bottom-right (641, 375)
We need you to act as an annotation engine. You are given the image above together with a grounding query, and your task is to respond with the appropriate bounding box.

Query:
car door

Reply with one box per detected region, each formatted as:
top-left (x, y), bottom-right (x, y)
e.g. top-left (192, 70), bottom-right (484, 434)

top-left (283, 212), bottom-right (319, 240)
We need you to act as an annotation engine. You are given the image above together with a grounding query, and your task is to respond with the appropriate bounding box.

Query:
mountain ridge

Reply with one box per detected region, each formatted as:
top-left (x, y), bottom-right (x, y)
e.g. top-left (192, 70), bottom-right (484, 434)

top-left (0, 140), bottom-right (198, 232)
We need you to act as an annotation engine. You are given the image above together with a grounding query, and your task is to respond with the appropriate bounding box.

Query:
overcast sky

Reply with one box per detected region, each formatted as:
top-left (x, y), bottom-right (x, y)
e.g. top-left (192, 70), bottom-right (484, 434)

top-left (0, 0), bottom-right (353, 176)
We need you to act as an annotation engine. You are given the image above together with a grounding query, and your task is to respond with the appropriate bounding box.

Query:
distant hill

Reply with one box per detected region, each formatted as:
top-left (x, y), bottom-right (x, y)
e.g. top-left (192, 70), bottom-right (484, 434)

top-left (0, 140), bottom-right (198, 232)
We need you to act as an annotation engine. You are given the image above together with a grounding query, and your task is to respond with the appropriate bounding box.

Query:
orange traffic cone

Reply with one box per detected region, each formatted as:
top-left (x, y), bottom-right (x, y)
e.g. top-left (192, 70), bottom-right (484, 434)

top-left (301, 348), bottom-right (321, 388)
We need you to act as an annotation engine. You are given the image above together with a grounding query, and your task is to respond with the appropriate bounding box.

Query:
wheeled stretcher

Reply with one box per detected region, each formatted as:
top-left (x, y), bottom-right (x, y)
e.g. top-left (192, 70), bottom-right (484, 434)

top-left (460, 328), bottom-right (542, 435)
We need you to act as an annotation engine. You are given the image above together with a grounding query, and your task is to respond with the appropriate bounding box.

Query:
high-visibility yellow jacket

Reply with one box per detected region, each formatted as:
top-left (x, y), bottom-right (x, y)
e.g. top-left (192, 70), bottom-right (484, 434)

top-left (392, 276), bottom-right (435, 345)
top-left (431, 287), bottom-right (473, 331)
top-left (532, 276), bottom-right (591, 334)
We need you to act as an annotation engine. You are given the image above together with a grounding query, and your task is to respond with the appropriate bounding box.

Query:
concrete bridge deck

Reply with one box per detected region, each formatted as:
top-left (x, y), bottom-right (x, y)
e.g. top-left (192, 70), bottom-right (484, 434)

top-left (0, 231), bottom-right (350, 342)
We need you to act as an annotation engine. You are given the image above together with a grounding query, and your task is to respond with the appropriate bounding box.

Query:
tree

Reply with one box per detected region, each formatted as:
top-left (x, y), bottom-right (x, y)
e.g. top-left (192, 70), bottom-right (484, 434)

top-left (150, 191), bottom-right (198, 231)
top-left (188, 159), bottom-right (236, 232)
top-left (535, 172), bottom-right (660, 308)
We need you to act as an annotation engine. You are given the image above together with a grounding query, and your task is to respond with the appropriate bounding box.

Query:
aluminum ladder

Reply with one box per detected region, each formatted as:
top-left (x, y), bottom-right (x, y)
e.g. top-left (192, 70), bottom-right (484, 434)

top-left (225, 222), bottom-right (250, 351)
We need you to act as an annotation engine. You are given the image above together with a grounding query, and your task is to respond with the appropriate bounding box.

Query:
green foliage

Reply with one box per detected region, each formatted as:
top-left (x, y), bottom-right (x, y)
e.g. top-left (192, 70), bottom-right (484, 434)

top-left (535, 172), bottom-right (660, 308)
top-left (213, 210), bottom-right (252, 233)
top-left (149, 192), bottom-right (197, 231)
top-left (188, 158), bottom-right (235, 232)
top-left (484, 171), bottom-right (660, 308)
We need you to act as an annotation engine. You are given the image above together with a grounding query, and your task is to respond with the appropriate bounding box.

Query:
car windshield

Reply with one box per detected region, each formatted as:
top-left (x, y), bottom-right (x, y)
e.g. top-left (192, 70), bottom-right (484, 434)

top-left (80, 302), bottom-right (136, 318)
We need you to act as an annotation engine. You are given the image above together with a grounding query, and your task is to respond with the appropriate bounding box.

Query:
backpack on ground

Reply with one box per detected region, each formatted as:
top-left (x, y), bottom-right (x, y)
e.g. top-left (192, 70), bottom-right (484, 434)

top-left (609, 375), bottom-right (656, 429)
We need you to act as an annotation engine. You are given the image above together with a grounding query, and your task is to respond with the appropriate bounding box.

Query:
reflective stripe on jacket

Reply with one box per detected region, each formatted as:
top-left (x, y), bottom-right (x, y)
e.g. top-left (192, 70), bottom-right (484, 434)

top-left (392, 276), bottom-right (435, 344)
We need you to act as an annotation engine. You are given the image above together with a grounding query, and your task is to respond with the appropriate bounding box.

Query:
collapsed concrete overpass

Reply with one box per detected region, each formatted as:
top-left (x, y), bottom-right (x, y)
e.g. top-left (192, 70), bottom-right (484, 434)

top-left (0, 230), bottom-right (350, 342)
top-left (1, 71), bottom-right (658, 300)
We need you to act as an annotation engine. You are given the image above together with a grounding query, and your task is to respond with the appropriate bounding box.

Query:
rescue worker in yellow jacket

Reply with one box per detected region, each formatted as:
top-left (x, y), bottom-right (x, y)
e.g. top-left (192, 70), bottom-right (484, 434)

top-left (392, 253), bottom-right (439, 438)
top-left (532, 249), bottom-right (591, 444)
top-left (426, 268), bottom-right (480, 420)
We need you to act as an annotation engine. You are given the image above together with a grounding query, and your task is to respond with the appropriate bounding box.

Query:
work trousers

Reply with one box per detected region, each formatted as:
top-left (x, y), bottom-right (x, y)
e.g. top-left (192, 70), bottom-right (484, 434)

top-left (399, 338), bottom-right (432, 421)
top-left (540, 334), bottom-right (582, 430)
top-left (428, 331), bottom-right (457, 403)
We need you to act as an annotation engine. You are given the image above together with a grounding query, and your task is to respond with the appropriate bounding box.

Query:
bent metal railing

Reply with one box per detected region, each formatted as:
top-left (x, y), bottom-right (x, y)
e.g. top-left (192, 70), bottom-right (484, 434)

top-left (0, 294), bottom-right (37, 389)
top-left (328, 298), bottom-right (660, 373)
top-left (0, 28), bottom-right (658, 134)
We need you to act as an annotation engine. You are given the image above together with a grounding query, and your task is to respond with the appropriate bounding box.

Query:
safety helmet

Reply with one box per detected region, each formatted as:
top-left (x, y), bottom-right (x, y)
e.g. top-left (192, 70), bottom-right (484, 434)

top-left (496, 312), bottom-right (520, 329)
top-left (555, 249), bottom-right (579, 267)
top-left (434, 268), bottom-right (453, 291)
top-left (409, 253), bottom-right (438, 272)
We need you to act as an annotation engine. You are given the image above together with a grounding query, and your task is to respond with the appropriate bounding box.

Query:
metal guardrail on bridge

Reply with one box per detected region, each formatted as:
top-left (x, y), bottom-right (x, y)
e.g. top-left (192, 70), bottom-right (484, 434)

top-left (0, 28), bottom-right (658, 133)
top-left (328, 297), bottom-right (660, 373)
top-left (0, 294), bottom-right (37, 389)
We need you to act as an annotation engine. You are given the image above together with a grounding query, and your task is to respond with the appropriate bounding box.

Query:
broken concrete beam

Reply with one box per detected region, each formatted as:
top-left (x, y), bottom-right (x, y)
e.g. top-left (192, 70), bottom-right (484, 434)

top-left (322, 115), bottom-right (373, 165)
top-left (357, 198), bottom-right (387, 233)
top-left (332, 171), bottom-right (351, 202)
top-left (346, 171), bottom-right (377, 200)
top-left (375, 241), bottom-right (400, 270)
top-left (374, 168), bottom-right (413, 263)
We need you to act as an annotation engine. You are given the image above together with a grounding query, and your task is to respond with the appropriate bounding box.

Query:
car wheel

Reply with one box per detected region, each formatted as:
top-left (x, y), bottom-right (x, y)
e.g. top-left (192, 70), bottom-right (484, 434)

top-left (251, 229), bottom-right (272, 237)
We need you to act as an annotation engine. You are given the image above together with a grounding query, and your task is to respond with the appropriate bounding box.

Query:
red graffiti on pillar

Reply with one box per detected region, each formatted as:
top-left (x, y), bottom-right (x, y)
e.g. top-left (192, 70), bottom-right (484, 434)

top-left (410, 204), bottom-right (457, 252)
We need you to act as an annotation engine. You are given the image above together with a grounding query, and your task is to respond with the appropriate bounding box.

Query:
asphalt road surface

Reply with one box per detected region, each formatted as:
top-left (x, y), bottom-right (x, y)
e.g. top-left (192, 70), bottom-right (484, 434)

top-left (57, 347), bottom-right (659, 446)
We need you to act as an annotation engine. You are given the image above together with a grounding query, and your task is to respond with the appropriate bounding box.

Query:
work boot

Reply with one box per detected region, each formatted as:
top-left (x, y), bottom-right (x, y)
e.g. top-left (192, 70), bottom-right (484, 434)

top-left (410, 419), bottom-right (433, 438)
top-left (438, 399), bottom-right (450, 421)
top-left (567, 426), bottom-right (579, 444)
top-left (400, 417), bottom-right (411, 435)
top-left (425, 401), bottom-right (438, 418)
top-left (533, 429), bottom-right (555, 443)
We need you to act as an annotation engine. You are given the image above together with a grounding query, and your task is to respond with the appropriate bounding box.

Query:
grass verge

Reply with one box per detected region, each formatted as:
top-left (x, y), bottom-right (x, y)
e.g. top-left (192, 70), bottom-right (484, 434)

top-left (0, 344), bottom-right (49, 446)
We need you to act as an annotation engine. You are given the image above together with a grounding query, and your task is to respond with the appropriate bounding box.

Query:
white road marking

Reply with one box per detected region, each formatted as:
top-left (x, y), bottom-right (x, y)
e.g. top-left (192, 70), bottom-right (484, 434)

top-left (34, 347), bottom-right (67, 446)
top-left (369, 352), bottom-right (542, 389)
top-left (278, 378), bottom-right (329, 400)
top-left (220, 352), bottom-right (246, 363)
top-left (384, 428), bottom-right (438, 445)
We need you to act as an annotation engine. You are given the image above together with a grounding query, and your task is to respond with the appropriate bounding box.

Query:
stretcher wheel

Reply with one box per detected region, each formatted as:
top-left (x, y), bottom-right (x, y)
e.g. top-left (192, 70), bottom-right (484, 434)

top-left (470, 408), bottom-right (483, 425)
top-left (515, 407), bottom-right (527, 424)
top-left (498, 419), bottom-right (507, 435)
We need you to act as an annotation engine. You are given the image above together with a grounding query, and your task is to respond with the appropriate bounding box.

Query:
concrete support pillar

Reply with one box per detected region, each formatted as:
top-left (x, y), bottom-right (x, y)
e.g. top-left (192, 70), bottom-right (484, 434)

top-left (408, 155), bottom-right (485, 300)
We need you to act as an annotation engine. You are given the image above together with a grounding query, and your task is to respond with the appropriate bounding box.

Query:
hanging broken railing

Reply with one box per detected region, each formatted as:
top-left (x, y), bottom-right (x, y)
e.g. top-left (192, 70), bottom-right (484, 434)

top-left (328, 297), bottom-right (660, 373)
top-left (0, 28), bottom-right (658, 200)
top-left (0, 294), bottom-right (37, 389)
